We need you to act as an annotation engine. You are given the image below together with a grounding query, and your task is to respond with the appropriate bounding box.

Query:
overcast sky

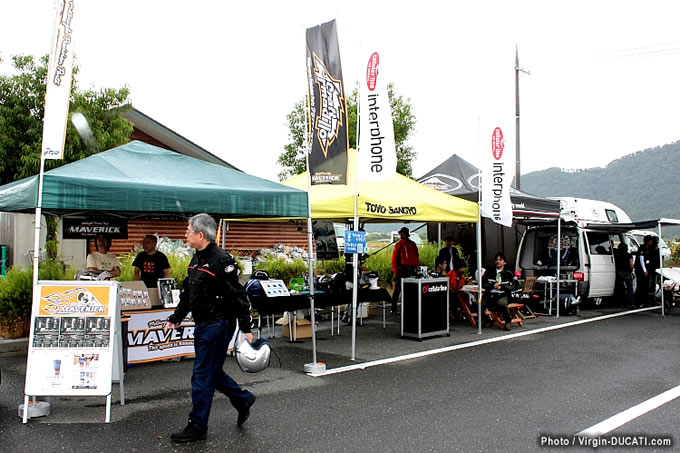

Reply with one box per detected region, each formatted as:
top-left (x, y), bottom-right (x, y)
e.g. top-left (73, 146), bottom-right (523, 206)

top-left (3, 0), bottom-right (680, 183)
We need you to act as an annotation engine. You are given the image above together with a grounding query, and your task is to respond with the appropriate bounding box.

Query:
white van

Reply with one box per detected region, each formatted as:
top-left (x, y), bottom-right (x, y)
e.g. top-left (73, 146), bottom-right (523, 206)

top-left (515, 198), bottom-right (636, 304)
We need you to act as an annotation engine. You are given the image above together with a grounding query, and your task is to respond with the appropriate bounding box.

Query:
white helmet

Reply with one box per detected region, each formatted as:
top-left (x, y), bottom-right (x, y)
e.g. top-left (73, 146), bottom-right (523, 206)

top-left (236, 337), bottom-right (272, 373)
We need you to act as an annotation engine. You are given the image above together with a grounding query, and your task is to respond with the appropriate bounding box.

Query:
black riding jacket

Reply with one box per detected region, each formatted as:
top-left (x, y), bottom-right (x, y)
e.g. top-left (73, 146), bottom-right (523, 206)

top-left (168, 242), bottom-right (251, 332)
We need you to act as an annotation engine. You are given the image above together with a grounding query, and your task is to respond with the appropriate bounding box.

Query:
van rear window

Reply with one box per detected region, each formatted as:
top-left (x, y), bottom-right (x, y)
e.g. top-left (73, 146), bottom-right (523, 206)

top-left (532, 231), bottom-right (579, 267)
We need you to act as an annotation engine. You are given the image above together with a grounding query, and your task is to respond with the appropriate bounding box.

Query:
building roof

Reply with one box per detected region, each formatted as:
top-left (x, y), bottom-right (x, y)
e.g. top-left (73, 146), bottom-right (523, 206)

top-left (122, 107), bottom-right (241, 171)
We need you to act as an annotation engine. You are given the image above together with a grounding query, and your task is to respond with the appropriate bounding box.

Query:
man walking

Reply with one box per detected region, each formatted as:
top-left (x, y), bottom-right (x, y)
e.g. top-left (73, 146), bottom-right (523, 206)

top-left (166, 213), bottom-right (256, 443)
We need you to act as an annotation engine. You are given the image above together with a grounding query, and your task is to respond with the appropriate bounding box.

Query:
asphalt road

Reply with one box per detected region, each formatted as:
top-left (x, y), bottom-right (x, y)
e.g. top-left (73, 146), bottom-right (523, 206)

top-left (1, 309), bottom-right (678, 452)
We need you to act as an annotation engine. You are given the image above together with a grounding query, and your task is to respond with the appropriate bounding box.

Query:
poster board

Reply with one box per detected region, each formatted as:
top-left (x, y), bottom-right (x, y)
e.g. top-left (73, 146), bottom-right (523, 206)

top-left (23, 281), bottom-right (122, 423)
top-left (124, 308), bottom-right (195, 364)
top-left (157, 278), bottom-right (181, 308)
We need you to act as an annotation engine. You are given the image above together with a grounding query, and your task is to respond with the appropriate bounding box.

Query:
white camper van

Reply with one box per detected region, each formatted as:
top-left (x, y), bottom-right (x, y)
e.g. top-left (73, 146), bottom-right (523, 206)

top-left (515, 197), bottom-right (636, 304)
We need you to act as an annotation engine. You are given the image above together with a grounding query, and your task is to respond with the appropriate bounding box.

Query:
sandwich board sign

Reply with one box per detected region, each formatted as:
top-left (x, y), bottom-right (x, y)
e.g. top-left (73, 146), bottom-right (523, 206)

top-left (23, 281), bottom-right (124, 423)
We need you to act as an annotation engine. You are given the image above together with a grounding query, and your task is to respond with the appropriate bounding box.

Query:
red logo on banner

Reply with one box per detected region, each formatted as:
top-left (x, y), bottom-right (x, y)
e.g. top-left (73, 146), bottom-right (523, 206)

top-left (491, 127), bottom-right (504, 160)
top-left (422, 286), bottom-right (429, 294)
top-left (366, 52), bottom-right (379, 92)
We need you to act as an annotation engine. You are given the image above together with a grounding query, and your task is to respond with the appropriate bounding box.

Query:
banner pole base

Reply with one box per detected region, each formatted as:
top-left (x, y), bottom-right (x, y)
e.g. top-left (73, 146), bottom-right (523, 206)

top-left (303, 362), bottom-right (326, 375)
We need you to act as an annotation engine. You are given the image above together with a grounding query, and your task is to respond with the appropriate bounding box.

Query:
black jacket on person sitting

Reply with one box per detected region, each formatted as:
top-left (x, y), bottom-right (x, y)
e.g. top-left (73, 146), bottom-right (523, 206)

top-left (482, 268), bottom-right (518, 301)
top-left (167, 242), bottom-right (251, 332)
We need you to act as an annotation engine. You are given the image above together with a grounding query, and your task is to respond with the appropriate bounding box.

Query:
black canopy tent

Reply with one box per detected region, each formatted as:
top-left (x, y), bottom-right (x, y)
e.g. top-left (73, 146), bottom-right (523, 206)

top-left (417, 154), bottom-right (561, 268)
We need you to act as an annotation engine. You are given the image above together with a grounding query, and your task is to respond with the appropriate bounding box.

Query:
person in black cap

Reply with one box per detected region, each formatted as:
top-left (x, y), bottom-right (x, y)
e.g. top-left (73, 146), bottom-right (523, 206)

top-left (390, 227), bottom-right (420, 314)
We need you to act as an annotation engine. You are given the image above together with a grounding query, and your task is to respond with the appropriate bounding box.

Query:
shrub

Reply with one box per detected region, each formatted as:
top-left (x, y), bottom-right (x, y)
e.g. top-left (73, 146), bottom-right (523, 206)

top-left (253, 258), bottom-right (308, 284)
top-left (315, 258), bottom-right (345, 275)
top-left (0, 259), bottom-right (79, 322)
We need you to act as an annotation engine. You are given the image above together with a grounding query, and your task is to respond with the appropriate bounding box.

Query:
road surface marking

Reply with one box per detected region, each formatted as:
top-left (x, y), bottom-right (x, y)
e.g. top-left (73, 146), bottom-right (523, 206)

top-left (576, 384), bottom-right (680, 437)
top-left (310, 306), bottom-right (658, 376)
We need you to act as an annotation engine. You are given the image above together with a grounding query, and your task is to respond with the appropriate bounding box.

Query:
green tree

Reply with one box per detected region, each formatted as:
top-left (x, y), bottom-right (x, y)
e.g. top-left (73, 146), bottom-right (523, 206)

top-left (277, 82), bottom-right (417, 181)
top-left (0, 54), bottom-right (134, 257)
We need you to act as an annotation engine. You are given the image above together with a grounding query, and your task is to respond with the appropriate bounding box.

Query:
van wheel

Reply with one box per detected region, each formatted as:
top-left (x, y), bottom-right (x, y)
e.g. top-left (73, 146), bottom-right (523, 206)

top-left (591, 297), bottom-right (603, 306)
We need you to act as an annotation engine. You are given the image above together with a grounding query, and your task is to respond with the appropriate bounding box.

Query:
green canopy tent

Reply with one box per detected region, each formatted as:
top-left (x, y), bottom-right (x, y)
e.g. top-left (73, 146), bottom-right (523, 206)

top-left (0, 140), bottom-right (308, 218)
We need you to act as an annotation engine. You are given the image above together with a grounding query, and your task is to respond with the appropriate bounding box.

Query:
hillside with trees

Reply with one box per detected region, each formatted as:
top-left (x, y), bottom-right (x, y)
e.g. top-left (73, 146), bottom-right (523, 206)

top-left (521, 140), bottom-right (680, 238)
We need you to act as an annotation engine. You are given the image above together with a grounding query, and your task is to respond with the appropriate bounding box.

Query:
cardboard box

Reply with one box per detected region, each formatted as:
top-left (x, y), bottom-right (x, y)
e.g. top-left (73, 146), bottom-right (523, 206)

top-left (280, 318), bottom-right (313, 339)
top-left (119, 281), bottom-right (161, 310)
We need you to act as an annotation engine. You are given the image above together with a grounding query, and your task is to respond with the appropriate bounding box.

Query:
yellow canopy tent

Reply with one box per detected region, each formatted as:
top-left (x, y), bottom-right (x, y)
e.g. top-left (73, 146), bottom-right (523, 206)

top-left (281, 149), bottom-right (478, 223)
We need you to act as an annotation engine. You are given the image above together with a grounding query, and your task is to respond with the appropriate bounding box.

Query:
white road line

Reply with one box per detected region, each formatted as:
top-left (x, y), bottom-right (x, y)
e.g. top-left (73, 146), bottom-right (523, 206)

top-left (309, 306), bottom-right (659, 377)
top-left (576, 384), bottom-right (680, 438)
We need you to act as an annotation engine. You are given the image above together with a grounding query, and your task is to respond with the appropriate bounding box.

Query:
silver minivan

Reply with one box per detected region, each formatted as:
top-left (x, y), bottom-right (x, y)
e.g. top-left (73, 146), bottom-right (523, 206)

top-left (515, 198), bottom-right (636, 304)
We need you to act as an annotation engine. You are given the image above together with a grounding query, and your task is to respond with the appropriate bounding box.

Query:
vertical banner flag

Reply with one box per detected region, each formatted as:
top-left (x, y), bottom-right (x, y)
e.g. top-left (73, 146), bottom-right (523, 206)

top-left (481, 127), bottom-right (513, 227)
top-left (42, 0), bottom-right (77, 160)
top-left (358, 51), bottom-right (396, 181)
top-left (305, 19), bottom-right (348, 184)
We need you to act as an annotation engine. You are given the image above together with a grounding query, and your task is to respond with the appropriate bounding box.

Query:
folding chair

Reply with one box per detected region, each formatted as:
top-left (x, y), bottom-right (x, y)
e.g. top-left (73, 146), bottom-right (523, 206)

top-left (514, 276), bottom-right (538, 320)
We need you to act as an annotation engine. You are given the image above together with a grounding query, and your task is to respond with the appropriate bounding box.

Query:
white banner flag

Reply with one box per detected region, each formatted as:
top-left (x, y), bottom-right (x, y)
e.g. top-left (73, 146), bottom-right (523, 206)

top-left (358, 51), bottom-right (396, 181)
top-left (42, 0), bottom-right (77, 160)
top-left (481, 126), bottom-right (513, 227)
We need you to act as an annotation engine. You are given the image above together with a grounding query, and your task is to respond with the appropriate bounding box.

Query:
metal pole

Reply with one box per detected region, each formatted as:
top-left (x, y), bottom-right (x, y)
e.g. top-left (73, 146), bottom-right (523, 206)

top-left (556, 216), bottom-right (561, 318)
top-left (476, 117), bottom-right (483, 335)
top-left (31, 156), bottom-right (47, 291)
top-left (515, 45), bottom-right (530, 191)
top-left (515, 45), bottom-right (520, 190)
top-left (351, 87), bottom-right (362, 361)
top-left (658, 221), bottom-right (665, 316)
top-left (303, 89), bottom-right (318, 369)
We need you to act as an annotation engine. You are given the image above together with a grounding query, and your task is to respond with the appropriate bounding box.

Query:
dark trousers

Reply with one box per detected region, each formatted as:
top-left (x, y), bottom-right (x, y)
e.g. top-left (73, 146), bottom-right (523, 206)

top-left (482, 295), bottom-right (511, 323)
top-left (616, 271), bottom-right (634, 305)
top-left (189, 319), bottom-right (253, 433)
top-left (634, 272), bottom-right (651, 305)
top-left (391, 267), bottom-right (416, 311)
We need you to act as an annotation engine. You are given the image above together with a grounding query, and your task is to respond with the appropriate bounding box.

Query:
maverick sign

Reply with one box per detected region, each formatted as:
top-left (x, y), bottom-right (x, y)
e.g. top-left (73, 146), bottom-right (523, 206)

top-left (63, 218), bottom-right (128, 239)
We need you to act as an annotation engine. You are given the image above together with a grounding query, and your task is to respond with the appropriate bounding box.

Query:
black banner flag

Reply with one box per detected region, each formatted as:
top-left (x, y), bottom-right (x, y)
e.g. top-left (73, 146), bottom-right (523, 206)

top-left (305, 19), bottom-right (348, 185)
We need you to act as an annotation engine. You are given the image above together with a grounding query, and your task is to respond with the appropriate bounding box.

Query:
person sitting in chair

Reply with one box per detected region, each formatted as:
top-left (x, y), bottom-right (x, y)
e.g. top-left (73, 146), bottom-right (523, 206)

top-left (481, 252), bottom-right (519, 331)
top-left (448, 259), bottom-right (467, 292)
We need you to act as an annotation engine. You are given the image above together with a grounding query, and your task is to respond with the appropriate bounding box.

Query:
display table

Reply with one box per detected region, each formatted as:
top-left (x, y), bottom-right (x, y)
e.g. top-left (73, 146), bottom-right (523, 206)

top-left (401, 278), bottom-right (449, 339)
top-left (249, 288), bottom-right (391, 339)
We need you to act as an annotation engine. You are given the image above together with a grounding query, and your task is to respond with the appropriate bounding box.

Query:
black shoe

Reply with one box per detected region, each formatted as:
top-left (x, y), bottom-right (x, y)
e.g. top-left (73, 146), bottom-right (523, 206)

top-left (390, 309), bottom-right (399, 315)
top-left (503, 322), bottom-right (512, 331)
top-left (171, 424), bottom-right (206, 443)
top-left (237, 395), bottom-right (256, 427)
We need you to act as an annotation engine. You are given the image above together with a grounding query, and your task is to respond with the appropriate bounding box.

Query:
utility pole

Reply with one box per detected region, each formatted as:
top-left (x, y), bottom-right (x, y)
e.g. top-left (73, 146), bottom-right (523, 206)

top-left (515, 44), bottom-right (530, 190)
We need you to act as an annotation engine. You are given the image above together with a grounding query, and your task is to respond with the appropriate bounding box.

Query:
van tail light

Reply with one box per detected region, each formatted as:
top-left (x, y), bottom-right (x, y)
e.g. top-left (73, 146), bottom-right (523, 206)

top-left (573, 272), bottom-right (584, 281)
top-left (514, 270), bottom-right (522, 278)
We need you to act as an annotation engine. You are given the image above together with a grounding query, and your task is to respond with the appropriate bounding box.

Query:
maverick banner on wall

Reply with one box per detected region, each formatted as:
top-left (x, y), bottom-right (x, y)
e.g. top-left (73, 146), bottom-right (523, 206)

top-left (305, 19), bottom-right (348, 185)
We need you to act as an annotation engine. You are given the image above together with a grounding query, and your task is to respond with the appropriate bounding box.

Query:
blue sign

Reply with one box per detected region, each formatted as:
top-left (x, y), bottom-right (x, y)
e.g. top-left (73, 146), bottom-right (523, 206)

top-left (344, 231), bottom-right (367, 254)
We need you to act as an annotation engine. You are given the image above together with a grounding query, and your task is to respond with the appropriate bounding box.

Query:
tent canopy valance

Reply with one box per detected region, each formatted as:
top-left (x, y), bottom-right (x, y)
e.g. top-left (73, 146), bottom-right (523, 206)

top-left (279, 149), bottom-right (478, 224)
top-left (0, 141), bottom-right (308, 219)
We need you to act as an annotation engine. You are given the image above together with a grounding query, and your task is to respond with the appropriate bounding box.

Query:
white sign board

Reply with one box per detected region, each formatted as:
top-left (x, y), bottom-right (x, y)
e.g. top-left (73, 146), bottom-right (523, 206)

top-left (24, 281), bottom-right (119, 397)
